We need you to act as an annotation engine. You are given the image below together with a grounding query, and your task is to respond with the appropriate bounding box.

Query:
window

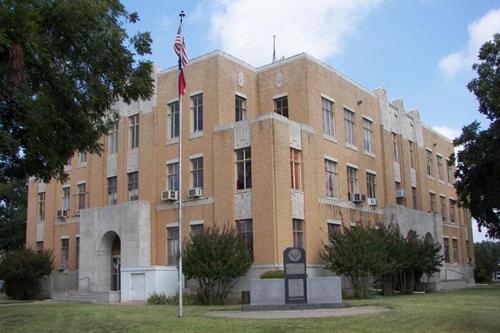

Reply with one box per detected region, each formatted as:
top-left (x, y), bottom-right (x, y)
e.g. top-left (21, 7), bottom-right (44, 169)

top-left (235, 95), bottom-right (247, 121)
top-left (109, 121), bottom-right (119, 154)
top-left (77, 183), bottom-right (86, 211)
top-left (167, 162), bottom-right (179, 191)
top-left (344, 109), bottom-right (356, 145)
top-left (409, 141), bottom-right (415, 168)
top-left (190, 224), bottom-right (204, 237)
top-left (429, 192), bottom-right (436, 212)
top-left (437, 156), bottom-right (444, 181)
top-left (290, 149), bottom-right (301, 190)
top-left (274, 96), bottom-right (288, 117)
top-left (366, 173), bottom-right (376, 199)
top-left (293, 219), bottom-right (304, 248)
top-left (129, 114), bottom-right (139, 149)
top-left (191, 93), bottom-right (203, 133)
top-left (325, 159), bottom-right (338, 198)
top-left (61, 238), bottom-right (69, 270)
top-left (452, 239), bottom-right (459, 263)
top-left (190, 157), bottom-right (203, 189)
top-left (426, 150), bottom-right (433, 176)
top-left (363, 118), bottom-right (374, 153)
top-left (79, 152), bottom-right (87, 164)
top-left (236, 219), bottom-right (253, 259)
top-left (450, 199), bottom-right (456, 223)
top-left (63, 187), bottom-right (71, 211)
top-left (440, 196), bottom-right (447, 223)
top-left (327, 223), bottom-right (341, 239)
top-left (347, 166), bottom-right (359, 199)
top-left (38, 192), bottom-right (45, 222)
top-left (168, 101), bottom-right (180, 140)
top-left (447, 162), bottom-right (453, 184)
top-left (167, 226), bottom-right (179, 266)
top-left (322, 97), bottom-right (335, 137)
top-left (466, 240), bottom-right (472, 263)
top-left (36, 241), bottom-right (44, 254)
top-left (412, 187), bottom-right (418, 209)
top-left (128, 172), bottom-right (139, 201)
top-left (236, 148), bottom-right (252, 190)
top-left (76, 237), bottom-right (80, 270)
top-left (392, 133), bottom-right (399, 163)
top-left (107, 177), bottom-right (117, 205)
top-left (395, 182), bottom-right (405, 205)
top-left (443, 238), bottom-right (450, 263)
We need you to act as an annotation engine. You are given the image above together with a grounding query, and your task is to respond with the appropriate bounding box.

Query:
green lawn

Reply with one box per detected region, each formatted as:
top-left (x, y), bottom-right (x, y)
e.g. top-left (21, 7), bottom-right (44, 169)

top-left (1, 287), bottom-right (499, 333)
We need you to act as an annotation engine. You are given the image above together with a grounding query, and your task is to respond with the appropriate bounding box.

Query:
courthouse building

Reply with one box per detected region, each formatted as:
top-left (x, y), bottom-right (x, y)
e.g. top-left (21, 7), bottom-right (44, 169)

top-left (26, 51), bottom-right (475, 302)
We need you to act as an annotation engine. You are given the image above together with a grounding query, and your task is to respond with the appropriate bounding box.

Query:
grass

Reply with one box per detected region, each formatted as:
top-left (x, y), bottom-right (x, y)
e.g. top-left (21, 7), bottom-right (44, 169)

top-left (0, 287), bottom-right (499, 333)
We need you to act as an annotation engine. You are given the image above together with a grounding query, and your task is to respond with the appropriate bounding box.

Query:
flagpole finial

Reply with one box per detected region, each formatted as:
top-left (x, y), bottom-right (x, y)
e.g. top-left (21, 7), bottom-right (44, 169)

top-left (179, 10), bottom-right (185, 19)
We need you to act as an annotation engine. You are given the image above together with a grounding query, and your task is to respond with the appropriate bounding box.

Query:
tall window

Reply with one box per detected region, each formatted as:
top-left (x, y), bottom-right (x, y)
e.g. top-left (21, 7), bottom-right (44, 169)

top-left (409, 141), bottom-right (415, 168)
top-left (128, 172), bottom-right (139, 201)
top-left (366, 173), bottom-right (376, 198)
top-left (236, 219), bottom-right (253, 259)
top-left (325, 159), bottom-right (338, 198)
top-left (347, 166), bottom-right (359, 198)
top-left (190, 157), bottom-right (203, 189)
top-left (412, 187), bottom-right (418, 209)
top-left (290, 149), bottom-right (301, 190)
top-left (63, 187), bottom-right (71, 211)
top-left (444, 238), bottom-right (450, 263)
top-left (440, 196), bottom-right (447, 223)
top-left (129, 114), bottom-right (139, 149)
top-left (191, 93), bottom-right (203, 133)
top-left (77, 183), bottom-right (86, 211)
top-left (76, 237), bottom-right (80, 270)
top-left (235, 95), bottom-right (247, 121)
top-left (344, 109), bottom-right (356, 145)
top-left (426, 150), bottom-right (433, 176)
top-left (107, 177), bottom-right (117, 205)
top-left (292, 219), bottom-right (304, 248)
top-left (109, 121), bottom-right (119, 154)
top-left (79, 152), bottom-right (87, 164)
top-left (363, 118), bottom-right (374, 153)
top-left (447, 162), bottom-right (453, 184)
top-left (437, 156), bottom-right (444, 181)
top-left (168, 101), bottom-right (180, 139)
top-left (190, 224), bottom-right (204, 237)
top-left (429, 192), bottom-right (436, 212)
top-left (61, 238), bottom-right (69, 269)
top-left (236, 148), bottom-right (252, 190)
top-left (322, 97), bottom-right (335, 137)
top-left (167, 162), bottom-right (179, 191)
top-left (395, 182), bottom-right (405, 205)
top-left (450, 199), bottom-right (456, 223)
top-left (274, 96), bottom-right (288, 117)
top-left (452, 239), bottom-right (459, 263)
top-left (392, 133), bottom-right (399, 163)
top-left (38, 192), bottom-right (45, 222)
top-left (167, 226), bottom-right (179, 266)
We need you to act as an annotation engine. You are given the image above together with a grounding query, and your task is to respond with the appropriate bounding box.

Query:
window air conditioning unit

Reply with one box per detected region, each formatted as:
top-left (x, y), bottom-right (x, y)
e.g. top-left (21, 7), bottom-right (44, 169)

top-left (396, 190), bottom-right (406, 198)
top-left (367, 198), bottom-right (378, 206)
top-left (351, 193), bottom-right (366, 203)
top-left (57, 210), bottom-right (68, 219)
top-left (188, 187), bottom-right (203, 198)
top-left (161, 190), bottom-right (178, 201)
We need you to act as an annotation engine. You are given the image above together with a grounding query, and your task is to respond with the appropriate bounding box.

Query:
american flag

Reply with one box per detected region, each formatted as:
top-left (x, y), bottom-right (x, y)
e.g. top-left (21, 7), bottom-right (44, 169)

top-left (174, 17), bottom-right (188, 96)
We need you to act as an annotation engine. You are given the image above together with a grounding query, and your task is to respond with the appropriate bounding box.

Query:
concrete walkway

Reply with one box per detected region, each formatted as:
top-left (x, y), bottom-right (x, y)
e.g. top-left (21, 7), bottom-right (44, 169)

top-left (206, 305), bottom-right (389, 319)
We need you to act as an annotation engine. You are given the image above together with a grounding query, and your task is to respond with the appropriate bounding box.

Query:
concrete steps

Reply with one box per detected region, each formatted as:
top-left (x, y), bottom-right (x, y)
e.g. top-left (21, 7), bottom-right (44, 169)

top-left (52, 290), bottom-right (120, 303)
top-left (441, 279), bottom-right (468, 291)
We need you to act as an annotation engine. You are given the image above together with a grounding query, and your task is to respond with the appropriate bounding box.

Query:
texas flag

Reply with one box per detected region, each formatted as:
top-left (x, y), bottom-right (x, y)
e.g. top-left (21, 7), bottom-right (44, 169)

top-left (174, 15), bottom-right (188, 97)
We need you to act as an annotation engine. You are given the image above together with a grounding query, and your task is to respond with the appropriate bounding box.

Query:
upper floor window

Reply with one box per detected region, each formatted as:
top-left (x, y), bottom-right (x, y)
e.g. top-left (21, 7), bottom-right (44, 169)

top-left (107, 177), bottom-right (117, 205)
top-left (191, 93), bottom-right (203, 133)
top-left (236, 148), bottom-right (252, 190)
top-left (392, 133), bottom-right (399, 163)
top-left (235, 95), bottom-right (247, 121)
top-left (347, 166), bottom-right (359, 198)
top-left (290, 148), bottom-right (301, 190)
top-left (292, 219), bottom-right (304, 248)
top-left (38, 192), bottom-right (45, 222)
top-left (109, 121), bottom-right (119, 154)
top-left (412, 187), bottom-right (418, 209)
top-left (129, 114), bottom-right (139, 149)
top-left (274, 96), bottom-right (288, 118)
top-left (236, 219), bottom-right (253, 259)
top-left (449, 199), bottom-right (456, 223)
top-left (363, 118), bottom-right (374, 153)
top-left (128, 172), bottom-right (139, 201)
top-left (344, 109), bottom-right (356, 146)
top-left (366, 172), bottom-right (376, 199)
top-left (167, 162), bottom-right (179, 191)
top-left (409, 141), bottom-right (415, 168)
top-left (168, 101), bottom-right (180, 140)
top-left (437, 155), bottom-right (444, 181)
top-left (325, 159), bottom-right (338, 198)
top-left (77, 183), bottom-right (87, 211)
top-left (429, 192), bottom-right (436, 212)
top-left (322, 97), bottom-right (335, 137)
top-left (426, 150), bottom-right (433, 176)
top-left (190, 157), bottom-right (203, 189)
top-left (79, 152), bottom-right (87, 165)
top-left (446, 160), bottom-right (453, 183)
top-left (62, 187), bottom-right (71, 211)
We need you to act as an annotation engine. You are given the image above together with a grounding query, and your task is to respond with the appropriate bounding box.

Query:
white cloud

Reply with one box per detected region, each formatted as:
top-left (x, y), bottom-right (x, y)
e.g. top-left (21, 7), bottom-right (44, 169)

top-left (439, 8), bottom-right (500, 77)
top-left (206, 0), bottom-right (383, 66)
top-left (432, 126), bottom-right (461, 141)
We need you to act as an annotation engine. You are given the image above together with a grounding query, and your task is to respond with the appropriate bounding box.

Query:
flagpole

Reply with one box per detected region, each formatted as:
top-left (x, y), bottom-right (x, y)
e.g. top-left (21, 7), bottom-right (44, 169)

top-left (178, 10), bottom-right (185, 319)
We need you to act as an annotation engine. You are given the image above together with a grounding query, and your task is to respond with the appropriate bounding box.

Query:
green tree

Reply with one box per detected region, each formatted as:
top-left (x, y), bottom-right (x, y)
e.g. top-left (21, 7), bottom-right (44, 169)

top-left (473, 241), bottom-right (500, 283)
top-left (182, 225), bottom-right (252, 305)
top-left (0, 0), bottom-right (154, 182)
top-left (0, 178), bottom-right (27, 254)
top-left (453, 33), bottom-right (500, 239)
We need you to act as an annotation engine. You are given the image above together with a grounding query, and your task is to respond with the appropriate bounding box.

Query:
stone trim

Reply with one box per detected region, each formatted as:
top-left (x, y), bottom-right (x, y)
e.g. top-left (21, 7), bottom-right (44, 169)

top-left (157, 197), bottom-right (214, 211)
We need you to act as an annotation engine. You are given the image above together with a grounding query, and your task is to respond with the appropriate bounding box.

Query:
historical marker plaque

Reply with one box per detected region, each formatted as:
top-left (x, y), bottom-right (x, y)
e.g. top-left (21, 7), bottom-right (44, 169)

top-left (284, 247), bottom-right (307, 304)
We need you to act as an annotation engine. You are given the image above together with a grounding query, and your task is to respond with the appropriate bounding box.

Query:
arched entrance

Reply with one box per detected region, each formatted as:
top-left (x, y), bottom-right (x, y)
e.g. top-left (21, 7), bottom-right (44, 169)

top-left (99, 231), bottom-right (121, 291)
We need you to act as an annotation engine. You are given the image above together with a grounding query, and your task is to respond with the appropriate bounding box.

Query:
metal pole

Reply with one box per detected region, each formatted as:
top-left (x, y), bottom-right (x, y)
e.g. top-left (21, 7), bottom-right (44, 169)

top-left (178, 11), bottom-right (185, 319)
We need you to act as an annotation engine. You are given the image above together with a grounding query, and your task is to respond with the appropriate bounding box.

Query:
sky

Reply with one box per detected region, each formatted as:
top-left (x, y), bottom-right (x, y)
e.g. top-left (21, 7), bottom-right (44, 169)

top-left (122, 0), bottom-right (500, 242)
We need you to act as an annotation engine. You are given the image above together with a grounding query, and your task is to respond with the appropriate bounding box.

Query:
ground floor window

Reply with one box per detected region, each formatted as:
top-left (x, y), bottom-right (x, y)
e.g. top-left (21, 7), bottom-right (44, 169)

top-left (327, 222), bottom-right (341, 240)
top-left (236, 219), bottom-right (253, 259)
top-left (61, 238), bottom-right (69, 270)
top-left (167, 226), bottom-right (179, 266)
top-left (452, 239), bottom-right (459, 263)
top-left (190, 223), bottom-right (204, 237)
top-left (36, 241), bottom-right (43, 254)
top-left (76, 237), bottom-right (80, 270)
top-left (293, 219), bottom-right (304, 248)
top-left (443, 238), bottom-right (449, 263)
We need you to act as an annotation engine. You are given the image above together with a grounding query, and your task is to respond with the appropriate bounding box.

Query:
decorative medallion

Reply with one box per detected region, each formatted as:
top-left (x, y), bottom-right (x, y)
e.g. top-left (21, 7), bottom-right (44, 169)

top-left (287, 248), bottom-right (302, 262)
top-left (275, 73), bottom-right (284, 87)
top-left (237, 71), bottom-right (245, 87)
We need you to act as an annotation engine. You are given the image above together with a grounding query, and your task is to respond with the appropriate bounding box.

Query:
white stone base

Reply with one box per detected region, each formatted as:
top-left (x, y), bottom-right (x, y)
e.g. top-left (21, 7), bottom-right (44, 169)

top-left (120, 266), bottom-right (179, 302)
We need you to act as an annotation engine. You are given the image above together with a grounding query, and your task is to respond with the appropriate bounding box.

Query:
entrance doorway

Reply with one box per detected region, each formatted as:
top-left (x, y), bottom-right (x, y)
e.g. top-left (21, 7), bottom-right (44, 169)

top-left (99, 231), bottom-right (121, 292)
top-left (111, 234), bottom-right (121, 291)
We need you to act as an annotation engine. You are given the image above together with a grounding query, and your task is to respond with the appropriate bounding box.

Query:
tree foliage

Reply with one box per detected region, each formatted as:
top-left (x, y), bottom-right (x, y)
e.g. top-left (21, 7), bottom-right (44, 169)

top-left (473, 241), bottom-right (500, 283)
top-left (0, 177), bottom-right (27, 254)
top-left (0, 248), bottom-right (53, 299)
top-left (182, 224), bottom-right (252, 305)
top-left (0, 0), bottom-right (154, 182)
top-left (453, 33), bottom-right (500, 239)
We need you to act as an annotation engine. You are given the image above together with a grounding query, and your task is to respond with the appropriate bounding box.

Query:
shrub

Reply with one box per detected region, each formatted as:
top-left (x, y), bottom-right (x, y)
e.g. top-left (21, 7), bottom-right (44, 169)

top-left (182, 224), bottom-right (252, 305)
top-left (260, 270), bottom-right (285, 279)
top-left (146, 292), bottom-right (196, 305)
top-left (146, 292), bottom-right (168, 305)
top-left (0, 248), bottom-right (53, 299)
